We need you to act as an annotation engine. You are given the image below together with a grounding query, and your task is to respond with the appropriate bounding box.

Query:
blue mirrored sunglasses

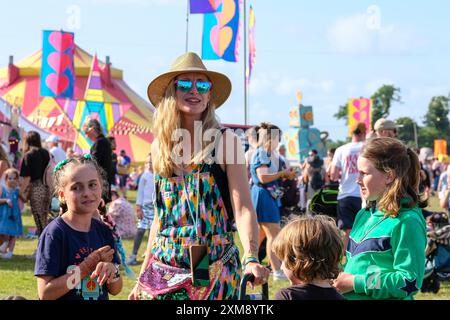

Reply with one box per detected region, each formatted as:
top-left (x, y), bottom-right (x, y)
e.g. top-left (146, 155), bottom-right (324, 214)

top-left (174, 80), bottom-right (212, 94)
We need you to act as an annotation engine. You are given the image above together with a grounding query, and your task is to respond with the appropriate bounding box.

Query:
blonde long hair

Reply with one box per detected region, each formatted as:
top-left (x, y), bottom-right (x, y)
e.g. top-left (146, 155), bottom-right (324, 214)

top-left (360, 137), bottom-right (425, 217)
top-left (152, 79), bottom-right (220, 178)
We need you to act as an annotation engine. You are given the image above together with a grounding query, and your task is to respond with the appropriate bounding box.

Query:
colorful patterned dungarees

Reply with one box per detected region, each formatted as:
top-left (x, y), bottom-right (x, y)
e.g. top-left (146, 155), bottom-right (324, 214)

top-left (151, 163), bottom-right (242, 300)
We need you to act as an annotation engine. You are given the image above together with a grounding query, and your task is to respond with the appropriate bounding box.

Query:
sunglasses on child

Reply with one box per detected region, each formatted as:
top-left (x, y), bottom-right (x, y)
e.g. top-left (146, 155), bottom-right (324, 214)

top-left (174, 80), bottom-right (212, 94)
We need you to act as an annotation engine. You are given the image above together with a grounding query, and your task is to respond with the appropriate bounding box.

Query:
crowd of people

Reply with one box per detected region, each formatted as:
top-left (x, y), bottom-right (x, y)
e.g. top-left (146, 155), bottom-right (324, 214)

top-left (0, 51), bottom-right (446, 301)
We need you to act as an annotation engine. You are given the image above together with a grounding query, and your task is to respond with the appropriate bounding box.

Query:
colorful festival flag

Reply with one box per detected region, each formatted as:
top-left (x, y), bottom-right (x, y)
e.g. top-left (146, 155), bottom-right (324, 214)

top-left (40, 30), bottom-right (75, 98)
top-left (434, 139), bottom-right (447, 158)
top-left (246, 5), bottom-right (256, 83)
top-left (202, 0), bottom-right (241, 62)
top-left (348, 98), bottom-right (372, 137)
top-left (190, 0), bottom-right (222, 13)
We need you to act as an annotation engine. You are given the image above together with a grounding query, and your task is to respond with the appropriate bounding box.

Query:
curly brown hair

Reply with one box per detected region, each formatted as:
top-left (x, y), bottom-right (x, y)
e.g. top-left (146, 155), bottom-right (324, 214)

top-left (272, 215), bottom-right (344, 283)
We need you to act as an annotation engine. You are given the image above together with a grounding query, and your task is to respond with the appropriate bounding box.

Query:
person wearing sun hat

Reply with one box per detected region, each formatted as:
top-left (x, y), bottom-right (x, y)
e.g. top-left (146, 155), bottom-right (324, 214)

top-left (128, 52), bottom-right (269, 300)
top-left (374, 118), bottom-right (398, 138)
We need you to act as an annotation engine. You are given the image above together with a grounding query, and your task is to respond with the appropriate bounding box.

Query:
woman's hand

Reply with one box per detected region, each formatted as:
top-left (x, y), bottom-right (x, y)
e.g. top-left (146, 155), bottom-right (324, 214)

top-left (136, 206), bottom-right (144, 220)
top-left (332, 272), bottom-right (355, 294)
top-left (91, 262), bottom-right (117, 286)
top-left (243, 262), bottom-right (270, 288)
top-left (6, 199), bottom-right (12, 208)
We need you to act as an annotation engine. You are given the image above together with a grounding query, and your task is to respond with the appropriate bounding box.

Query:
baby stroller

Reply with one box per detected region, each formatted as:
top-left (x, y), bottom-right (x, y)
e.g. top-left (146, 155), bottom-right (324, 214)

top-left (238, 273), bottom-right (269, 300)
top-left (421, 211), bottom-right (450, 294)
top-left (308, 182), bottom-right (339, 218)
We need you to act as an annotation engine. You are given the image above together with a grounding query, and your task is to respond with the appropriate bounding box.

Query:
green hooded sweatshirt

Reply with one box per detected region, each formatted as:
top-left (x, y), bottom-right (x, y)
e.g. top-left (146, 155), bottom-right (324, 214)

top-left (343, 199), bottom-right (427, 300)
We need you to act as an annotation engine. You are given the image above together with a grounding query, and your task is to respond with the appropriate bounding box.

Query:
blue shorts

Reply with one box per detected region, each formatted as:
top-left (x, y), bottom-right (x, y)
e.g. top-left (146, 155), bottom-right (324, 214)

top-left (251, 185), bottom-right (281, 224)
top-left (119, 174), bottom-right (129, 188)
top-left (337, 196), bottom-right (361, 230)
top-left (136, 203), bottom-right (154, 230)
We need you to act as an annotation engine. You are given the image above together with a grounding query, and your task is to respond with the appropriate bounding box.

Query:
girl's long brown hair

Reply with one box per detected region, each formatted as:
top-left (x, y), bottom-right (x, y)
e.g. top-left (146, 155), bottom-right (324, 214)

top-left (360, 137), bottom-right (426, 217)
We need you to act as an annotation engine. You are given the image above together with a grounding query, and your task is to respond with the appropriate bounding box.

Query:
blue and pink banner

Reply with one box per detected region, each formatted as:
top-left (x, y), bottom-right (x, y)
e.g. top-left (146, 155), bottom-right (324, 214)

top-left (40, 30), bottom-right (75, 98)
top-left (202, 0), bottom-right (241, 62)
top-left (246, 5), bottom-right (256, 83)
top-left (190, 0), bottom-right (222, 14)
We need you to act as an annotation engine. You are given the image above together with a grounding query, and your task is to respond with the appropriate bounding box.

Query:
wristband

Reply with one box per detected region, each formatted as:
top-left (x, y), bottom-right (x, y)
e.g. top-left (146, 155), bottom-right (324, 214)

top-left (242, 256), bottom-right (259, 268)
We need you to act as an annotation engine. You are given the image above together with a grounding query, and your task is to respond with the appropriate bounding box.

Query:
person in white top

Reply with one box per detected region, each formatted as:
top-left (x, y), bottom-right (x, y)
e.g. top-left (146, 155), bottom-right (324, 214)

top-left (127, 153), bottom-right (155, 265)
top-left (45, 135), bottom-right (66, 164)
top-left (330, 122), bottom-right (366, 250)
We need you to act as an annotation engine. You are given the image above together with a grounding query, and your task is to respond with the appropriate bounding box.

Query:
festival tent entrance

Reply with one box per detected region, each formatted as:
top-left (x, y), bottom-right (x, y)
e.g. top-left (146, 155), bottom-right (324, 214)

top-left (0, 45), bottom-right (155, 162)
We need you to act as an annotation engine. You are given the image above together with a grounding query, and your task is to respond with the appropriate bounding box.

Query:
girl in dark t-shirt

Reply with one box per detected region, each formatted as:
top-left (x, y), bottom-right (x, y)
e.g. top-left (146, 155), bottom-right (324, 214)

top-left (272, 215), bottom-right (345, 300)
top-left (34, 155), bottom-right (125, 300)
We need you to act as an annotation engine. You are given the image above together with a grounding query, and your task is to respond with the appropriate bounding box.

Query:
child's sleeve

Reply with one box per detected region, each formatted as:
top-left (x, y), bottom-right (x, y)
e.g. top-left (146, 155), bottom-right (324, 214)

top-left (34, 228), bottom-right (63, 277)
top-left (353, 216), bottom-right (427, 299)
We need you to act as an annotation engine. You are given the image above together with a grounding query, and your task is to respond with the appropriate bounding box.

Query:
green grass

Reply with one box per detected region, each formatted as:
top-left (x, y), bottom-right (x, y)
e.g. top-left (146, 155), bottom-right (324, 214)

top-left (0, 191), bottom-right (448, 300)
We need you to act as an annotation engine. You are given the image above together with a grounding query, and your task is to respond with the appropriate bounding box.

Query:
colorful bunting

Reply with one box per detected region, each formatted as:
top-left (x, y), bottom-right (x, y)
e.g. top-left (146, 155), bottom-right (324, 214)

top-left (348, 98), bottom-right (372, 137)
top-left (202, 0), bottom-right (241, 62)
top-left (190, 0), bottom-right (222, 14)
top-left (40, 30), bottom-right (75, 98)
top-left (246, 5), bottom-right (256, 83)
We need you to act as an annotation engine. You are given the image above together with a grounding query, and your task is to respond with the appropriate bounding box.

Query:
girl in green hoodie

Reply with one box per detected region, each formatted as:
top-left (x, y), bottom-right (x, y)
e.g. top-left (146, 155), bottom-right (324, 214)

top-left (333, 137), bottom-right (427, 299)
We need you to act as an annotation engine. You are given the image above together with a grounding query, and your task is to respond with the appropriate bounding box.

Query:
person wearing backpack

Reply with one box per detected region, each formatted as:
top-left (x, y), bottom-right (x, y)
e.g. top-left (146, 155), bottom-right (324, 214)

top-left (19, 131), bottom-right (51, 238)
top-left (304, 150), bottom-right (325, 203)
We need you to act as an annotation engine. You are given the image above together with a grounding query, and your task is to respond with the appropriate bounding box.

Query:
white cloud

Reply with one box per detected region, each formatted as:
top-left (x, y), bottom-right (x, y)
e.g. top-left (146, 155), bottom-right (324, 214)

top-left (328, 14), bottom-right (372, 54)
top-left (249, 73), bottom-right (335, 98)
top-left (327, 11), bottom-right (420, 54)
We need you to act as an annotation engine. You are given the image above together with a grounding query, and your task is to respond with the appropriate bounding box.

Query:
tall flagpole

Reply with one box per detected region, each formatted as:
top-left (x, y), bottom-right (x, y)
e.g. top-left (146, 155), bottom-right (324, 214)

top-left (185, 0), bottom-right (190, 52)
top-left (243, 0), bottom-right (248, 125)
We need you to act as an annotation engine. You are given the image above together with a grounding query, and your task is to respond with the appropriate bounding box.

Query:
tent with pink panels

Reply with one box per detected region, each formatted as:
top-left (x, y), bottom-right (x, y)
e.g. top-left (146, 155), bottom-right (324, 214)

top-left (0, 45), bottom-right (155, 162)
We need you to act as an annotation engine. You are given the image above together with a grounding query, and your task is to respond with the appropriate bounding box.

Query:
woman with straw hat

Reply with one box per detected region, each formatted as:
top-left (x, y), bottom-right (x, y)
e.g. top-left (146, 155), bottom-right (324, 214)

top-left (128, 52), bottom-right (269, 300)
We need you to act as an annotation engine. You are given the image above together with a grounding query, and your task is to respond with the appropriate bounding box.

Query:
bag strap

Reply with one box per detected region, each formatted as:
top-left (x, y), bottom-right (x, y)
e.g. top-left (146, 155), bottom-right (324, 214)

top-left (209, 128), bottom-right (234, 223)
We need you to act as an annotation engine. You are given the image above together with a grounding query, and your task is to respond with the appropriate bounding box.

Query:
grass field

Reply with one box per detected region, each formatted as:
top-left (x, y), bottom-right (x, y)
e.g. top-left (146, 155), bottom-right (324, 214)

top-left (0, 191), bottom-right (448, 300)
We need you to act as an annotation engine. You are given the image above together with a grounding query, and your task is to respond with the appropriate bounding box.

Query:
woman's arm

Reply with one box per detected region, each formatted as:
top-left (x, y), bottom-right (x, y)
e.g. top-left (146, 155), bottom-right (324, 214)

top-left (256, 166), bottom-right (286, 184)
top-left (221, 132), bottom-right (269, 284)
top-left (440, 189), bottom-right (449, 209)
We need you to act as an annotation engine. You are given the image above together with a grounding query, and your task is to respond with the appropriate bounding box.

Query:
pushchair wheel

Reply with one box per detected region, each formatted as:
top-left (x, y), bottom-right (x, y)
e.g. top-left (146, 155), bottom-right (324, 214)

top-left (238, 273), bottom-right (269, 300)
top-left (421, 273), bottom-right (440, 294)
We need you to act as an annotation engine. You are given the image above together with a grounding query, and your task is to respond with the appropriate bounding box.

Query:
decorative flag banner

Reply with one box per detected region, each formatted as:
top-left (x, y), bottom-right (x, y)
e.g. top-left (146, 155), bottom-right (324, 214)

top-left (202, 0), bottom-right (241, 62)
top-left (190, 0), bottom-right (222, 13)
top-left (40, 30), bottom-right (75, 98)
top-left (348, 98), bottom-right (372, 137)
top-left (246, 5), bottom-right (256, 83)
top-left (434, 139), bottom-right (447, 158)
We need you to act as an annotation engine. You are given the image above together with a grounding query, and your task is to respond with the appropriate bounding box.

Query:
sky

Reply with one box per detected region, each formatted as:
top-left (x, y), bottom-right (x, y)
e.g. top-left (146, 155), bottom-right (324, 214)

top-left (1, 0), bottom-right (449, 141)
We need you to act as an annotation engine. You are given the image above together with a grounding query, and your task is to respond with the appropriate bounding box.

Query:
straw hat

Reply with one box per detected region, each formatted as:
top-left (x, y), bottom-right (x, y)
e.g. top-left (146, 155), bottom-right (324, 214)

top-left (147, 52), bottom-right (232, 108)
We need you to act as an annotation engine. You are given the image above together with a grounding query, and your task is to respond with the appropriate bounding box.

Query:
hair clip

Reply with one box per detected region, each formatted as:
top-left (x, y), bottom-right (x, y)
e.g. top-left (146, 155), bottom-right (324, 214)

top-left (83, 154), bottom-right (92, 160)
top-left (54, 159), bottom-right (71, 173)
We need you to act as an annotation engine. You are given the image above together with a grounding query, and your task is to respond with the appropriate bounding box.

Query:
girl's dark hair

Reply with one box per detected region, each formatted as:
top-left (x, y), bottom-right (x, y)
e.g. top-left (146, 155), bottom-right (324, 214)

top-left (23, 131), bottom-right (42, 153)
top-left (360, 137), bottom-right (427, 216)
top-left (54, 155), bottom-right (134, 277)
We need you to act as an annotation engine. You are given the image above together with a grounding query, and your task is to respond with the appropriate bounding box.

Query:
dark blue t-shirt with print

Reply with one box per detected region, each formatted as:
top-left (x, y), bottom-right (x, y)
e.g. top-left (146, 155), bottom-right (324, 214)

top-left (34, 217), bottom-right (120, 300)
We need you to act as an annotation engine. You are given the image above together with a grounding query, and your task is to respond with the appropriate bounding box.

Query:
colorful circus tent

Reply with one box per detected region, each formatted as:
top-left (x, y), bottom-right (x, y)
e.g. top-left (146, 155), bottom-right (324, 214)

top-left (0, 45), bottom-right (155, 162)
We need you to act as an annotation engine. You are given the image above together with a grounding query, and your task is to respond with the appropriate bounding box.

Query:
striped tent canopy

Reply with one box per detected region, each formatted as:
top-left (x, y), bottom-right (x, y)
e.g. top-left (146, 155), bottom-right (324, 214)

top-left (0, 45), bottom-right (155, 162)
